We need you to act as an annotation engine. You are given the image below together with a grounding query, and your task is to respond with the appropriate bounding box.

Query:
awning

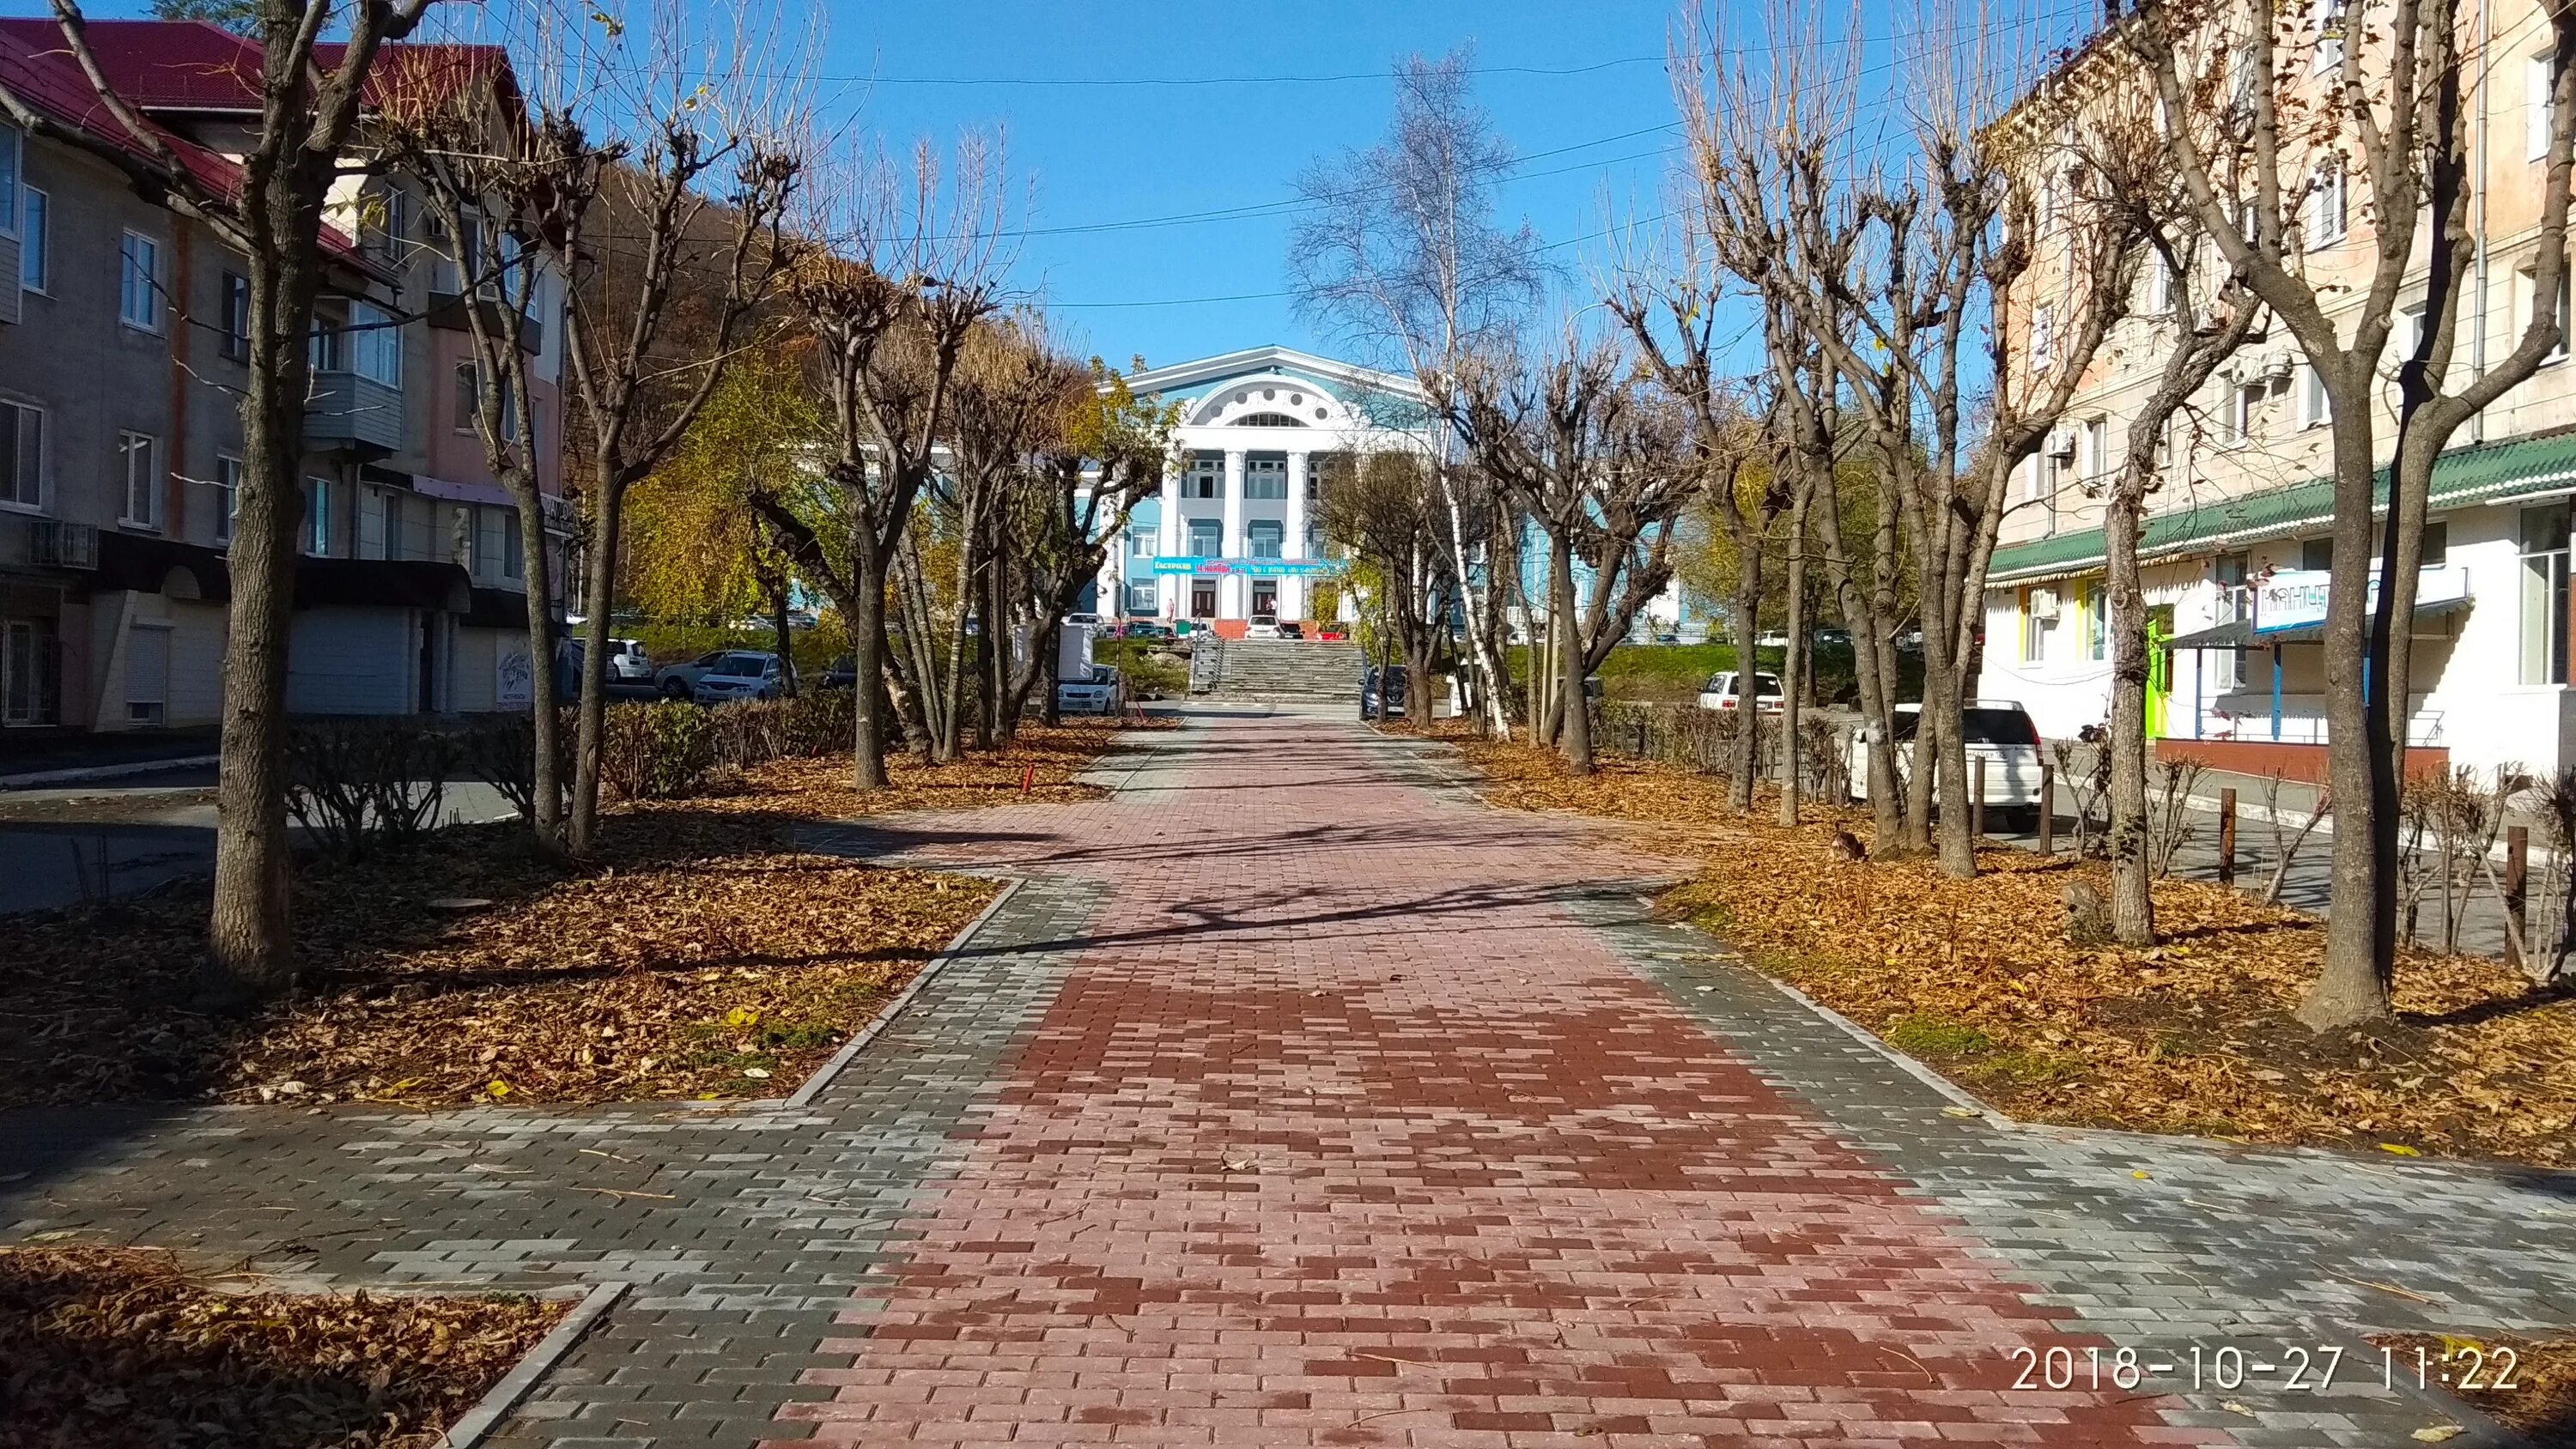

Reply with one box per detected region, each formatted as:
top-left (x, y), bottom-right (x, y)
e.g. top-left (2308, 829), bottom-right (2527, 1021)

top-left (1990, 427), bottom-right (2576, 585)
top-left (2166, 593), bottom-right (2473, 648)
top-left (294, 558), bottom-right (471, 612)
top-left (462, 585), bottom-right (533, 631)
top-left (94, 533), bottom-right (230, 602)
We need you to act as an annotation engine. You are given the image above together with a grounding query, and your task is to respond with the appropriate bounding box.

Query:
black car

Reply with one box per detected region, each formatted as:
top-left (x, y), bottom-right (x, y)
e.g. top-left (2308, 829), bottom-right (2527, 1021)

top-left (819, 654), bottom-right (858, 689)
top-left (1278, 621), bottom-right (1305, 639)
top-left (1360, 665), bottom-right (1408, 720)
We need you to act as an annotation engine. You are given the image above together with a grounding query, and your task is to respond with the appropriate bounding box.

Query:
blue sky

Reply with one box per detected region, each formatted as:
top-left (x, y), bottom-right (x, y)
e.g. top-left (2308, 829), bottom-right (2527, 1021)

top-left (812, 0), bottom-right (1686, 372)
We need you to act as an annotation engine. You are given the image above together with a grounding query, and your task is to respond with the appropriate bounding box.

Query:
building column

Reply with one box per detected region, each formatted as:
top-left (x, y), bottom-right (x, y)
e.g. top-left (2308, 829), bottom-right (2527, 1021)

top-left (1156, 459), bottom-right (1181, 618)
top-left (1282, 450), bottom-right (1310, 621)
top-left (1221, 448), bottom-right (1247, 618)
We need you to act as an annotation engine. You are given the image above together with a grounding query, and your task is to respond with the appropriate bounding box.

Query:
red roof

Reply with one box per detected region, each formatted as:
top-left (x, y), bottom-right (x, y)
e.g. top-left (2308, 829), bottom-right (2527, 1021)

top-left (0, 18), bottom-right (264, 112)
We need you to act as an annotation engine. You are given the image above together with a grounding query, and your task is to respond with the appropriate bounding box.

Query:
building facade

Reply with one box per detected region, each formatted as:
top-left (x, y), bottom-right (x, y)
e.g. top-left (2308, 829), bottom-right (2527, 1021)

top-left (0, 20), bottom-right (567, 738)
top-left (1096, 347), bottom-right (1431, 631)
top-left (1985, 4), bottom-right (2576, 781)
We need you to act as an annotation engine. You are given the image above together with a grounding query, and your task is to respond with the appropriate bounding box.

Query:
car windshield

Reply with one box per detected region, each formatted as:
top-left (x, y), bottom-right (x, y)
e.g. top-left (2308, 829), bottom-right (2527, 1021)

top-left (1962, 707), bottom-right (2041, 746)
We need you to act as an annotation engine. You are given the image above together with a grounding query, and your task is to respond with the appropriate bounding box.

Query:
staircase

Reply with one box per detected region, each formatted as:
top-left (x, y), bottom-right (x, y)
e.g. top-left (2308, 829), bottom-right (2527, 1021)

top-left (1191, 636), bottom-right (1367, 701)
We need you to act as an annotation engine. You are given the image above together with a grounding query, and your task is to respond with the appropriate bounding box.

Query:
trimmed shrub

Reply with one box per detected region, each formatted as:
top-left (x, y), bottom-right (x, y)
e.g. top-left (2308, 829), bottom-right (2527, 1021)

top-left (284, 718), bottom-right (465, 860)
top-left (600, 700), bottom-right (718, 802)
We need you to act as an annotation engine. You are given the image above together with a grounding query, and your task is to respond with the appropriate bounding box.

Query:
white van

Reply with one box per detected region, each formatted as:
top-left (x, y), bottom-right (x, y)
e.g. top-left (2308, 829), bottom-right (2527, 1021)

top-left (1848, 700), bottom-right (2046, 829)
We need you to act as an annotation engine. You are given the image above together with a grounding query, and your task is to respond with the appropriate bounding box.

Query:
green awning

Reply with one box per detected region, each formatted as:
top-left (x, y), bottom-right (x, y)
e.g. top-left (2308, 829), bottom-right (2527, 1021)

top-left (1990, 427), bottom-right (2576, 585)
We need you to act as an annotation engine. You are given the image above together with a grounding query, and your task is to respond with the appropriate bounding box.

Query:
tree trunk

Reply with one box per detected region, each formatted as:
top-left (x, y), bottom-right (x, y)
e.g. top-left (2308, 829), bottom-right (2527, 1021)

top-left (2105, 474), bottom-right (2154, 945)
top-left (502, 469), bottom-right (563, 843)
top-left (851, 534), bottom-right (891, 789)
top-left (1552, 530), bottom-right (1593, 774)
top-left (1728, 565), bottom-right (1763, 815)
top-left (1777, 472), bottom-right (1811, 829)
top-left (2302, 398), bottom-right (2397, 1029)
top-left (1042, 618), bottom-right (1062, 727)
top-left (568, 470), bottom-right (628, 858)
top-left (203, 346), bottom-right (307, 1007)
top-left (773, 575), bottom-right (796, 699)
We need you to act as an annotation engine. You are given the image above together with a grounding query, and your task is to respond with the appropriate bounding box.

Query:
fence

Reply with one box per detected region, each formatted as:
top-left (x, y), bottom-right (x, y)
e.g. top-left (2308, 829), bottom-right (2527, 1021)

top-left (1589, 700), bottom-right (1854, 803)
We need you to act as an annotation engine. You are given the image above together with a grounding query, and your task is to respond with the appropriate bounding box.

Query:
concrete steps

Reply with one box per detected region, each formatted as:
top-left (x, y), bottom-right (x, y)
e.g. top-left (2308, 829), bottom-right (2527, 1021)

top-left (1194, 637), bottom-right (1367, 700)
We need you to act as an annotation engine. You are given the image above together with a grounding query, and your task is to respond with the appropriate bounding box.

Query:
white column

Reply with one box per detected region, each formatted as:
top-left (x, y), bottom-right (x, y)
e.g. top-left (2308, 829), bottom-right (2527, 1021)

top-left (1220, 448), bottom-right (1247, 618)
top-left (1282, 451), bottom-right (1310, 621)
top-left (1156, 459), bottom-right (1181, 618)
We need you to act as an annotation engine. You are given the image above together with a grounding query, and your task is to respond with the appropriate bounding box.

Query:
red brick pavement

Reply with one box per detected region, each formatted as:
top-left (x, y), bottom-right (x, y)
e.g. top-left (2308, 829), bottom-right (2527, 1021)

top-left (781, 714), bottom-right (2220, 1446)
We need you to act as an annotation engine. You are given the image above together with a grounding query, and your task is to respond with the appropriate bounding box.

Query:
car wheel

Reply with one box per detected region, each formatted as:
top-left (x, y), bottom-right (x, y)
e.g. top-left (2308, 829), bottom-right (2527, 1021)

top-left (660, 677), bottom-right (690, 700)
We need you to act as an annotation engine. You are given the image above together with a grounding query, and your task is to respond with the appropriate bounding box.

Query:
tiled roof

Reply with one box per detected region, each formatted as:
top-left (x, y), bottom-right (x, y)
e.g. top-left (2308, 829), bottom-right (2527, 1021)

top-left (0, 18), bottom-right (263, 112)
top-left (1988, 427), bottom-right (2576, 585)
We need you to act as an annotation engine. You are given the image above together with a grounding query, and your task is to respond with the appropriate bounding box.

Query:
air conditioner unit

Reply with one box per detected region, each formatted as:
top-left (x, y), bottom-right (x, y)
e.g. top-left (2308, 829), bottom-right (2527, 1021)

top-left (2030, 586), bottom-right (2062, 621)
top-left (28, 519), bottom-right (97, 570)
top-left (2264, 349), bottom-right (2296, 385)
top-left (2046, 428), bottom-right (2078, 462)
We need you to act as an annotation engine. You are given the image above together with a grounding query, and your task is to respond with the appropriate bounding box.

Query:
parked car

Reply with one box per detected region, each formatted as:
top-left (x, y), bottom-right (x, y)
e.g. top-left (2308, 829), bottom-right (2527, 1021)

top-left (1245, 614), bottom-right (1284, 640)
top-left (1056, 664), bottom-right (1124, 716)
top-left (1848, 700), bottom-right (2045, 829)
top-left (1278, 621), bottom-right (1305, 639)
top-left (1121, 621), bottom-right (1175, 642)
top-left (1697, 670), bottom-right (1785, 712)
top-left (655, 650), bottom-right (729, 700)
top-left (1065, 611), bottom-right (1104, 627)
top-left (819, 654), bottom-right (859, 690)
top-left (690, 651), bottom-right (785, 705)
top-left (605, 638), bottom-right (653, 684)
top-left (1360, 665), bottom-right (1409, 719)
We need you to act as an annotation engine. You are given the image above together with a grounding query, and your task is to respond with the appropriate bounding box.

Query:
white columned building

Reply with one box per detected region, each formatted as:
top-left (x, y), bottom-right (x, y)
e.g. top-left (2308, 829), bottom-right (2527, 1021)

top-left (1093, 346), bottom-right (1433, 634)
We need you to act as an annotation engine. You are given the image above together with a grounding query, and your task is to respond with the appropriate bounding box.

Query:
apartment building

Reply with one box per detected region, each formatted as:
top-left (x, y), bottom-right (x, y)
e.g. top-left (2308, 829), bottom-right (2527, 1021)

top-left (0, 20), bottom-right (567, 738)
top-left (1984, 5), bottom-right (2576, 783)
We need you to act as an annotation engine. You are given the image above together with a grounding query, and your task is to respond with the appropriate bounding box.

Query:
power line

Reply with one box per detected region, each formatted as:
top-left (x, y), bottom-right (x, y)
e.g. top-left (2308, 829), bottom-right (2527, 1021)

top-left (848, 56), bottom-right (1666, 88)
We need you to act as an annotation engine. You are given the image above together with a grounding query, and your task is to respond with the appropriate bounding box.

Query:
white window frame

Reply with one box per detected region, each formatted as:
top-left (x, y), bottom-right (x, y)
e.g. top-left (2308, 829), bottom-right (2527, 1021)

top-left (2535, 51), bottom-right (2565, 162)
top-left (19, 185), bottom-right (46, 294)
top-left (2315, 0), bottom-right (2348, 73)
top-left (2300, 363), bottom-right (2332, 428)
top-left (118, 230), bottom-right (161, 332)
top-left (2228, 379), bottom-right (2263, 445)
top-left (2029, 301), bottom-right (2056, 373)
top-left (117, 431), bottom-right (158, 530)
top-left (349, 300), bottom-right (400, 386)
top-left (213, 454), bottom-right (241, 546)
top-left (2308, 158), bottom-right (2347, 248)
top-left (2083, 416), bottom-right (2110, 481)
top-left (0, 398), bottom-right (42, 512)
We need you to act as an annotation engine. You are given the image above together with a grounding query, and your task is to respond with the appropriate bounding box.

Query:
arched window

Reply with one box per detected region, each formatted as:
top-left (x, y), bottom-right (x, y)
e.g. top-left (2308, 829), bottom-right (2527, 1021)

top-left (1233, 411), bottom-right (1306, 427)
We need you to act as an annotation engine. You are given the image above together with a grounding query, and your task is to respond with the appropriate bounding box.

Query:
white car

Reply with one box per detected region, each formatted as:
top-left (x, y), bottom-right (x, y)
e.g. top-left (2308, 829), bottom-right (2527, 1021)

top-left (1848, 700), bottom-right (2046, 829)
top-left (690, 651), bottom-right (784, 705)
top-left (1056, 664), bottom-right (1124, 716)
top-left (1244, 614), bottom-right (1285, 640)
top-left (605, 638), bottom-right (653, 684)
top-left (1697, 670), bottom-right (1784, 712)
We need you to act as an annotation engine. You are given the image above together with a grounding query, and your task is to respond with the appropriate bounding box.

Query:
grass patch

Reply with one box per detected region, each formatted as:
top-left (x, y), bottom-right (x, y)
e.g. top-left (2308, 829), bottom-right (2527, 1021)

top-left (1885, 1013), bottom-right (1995, 1058)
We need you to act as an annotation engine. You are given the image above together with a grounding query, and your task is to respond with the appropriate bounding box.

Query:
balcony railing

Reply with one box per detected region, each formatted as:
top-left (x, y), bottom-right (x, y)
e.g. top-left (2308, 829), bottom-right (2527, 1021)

top-left (307, 371), bottom-right (406, 455)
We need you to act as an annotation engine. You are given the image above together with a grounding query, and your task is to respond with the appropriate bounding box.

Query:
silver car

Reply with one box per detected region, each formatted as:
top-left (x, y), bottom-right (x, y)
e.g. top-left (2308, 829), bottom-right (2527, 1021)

top-left (1055, 664), bottom-right (1123, 716)
top-left (690, 652), bottom-right (784, 705)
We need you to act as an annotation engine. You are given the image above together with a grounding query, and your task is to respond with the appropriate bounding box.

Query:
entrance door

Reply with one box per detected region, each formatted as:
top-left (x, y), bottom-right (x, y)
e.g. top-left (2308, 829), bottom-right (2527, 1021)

top-left (1251, 579), bottom-right (1279, 616)
top-left (418, 609), bottom-right (439, 713)
top-left (125, 624), bottom-right (169, 726)
top-left (2146, 604), bottom-right (2174, 738)
top-left (1190, 582), bottom-right (1217, 619)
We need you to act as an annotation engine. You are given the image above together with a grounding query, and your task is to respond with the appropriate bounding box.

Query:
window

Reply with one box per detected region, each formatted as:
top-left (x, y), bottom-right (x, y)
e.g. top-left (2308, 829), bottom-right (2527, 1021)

top-left (453, 363), bottom-right (477, 432)
top-left (2421, 519), bottom-right (2450, 569)
top-left (349, 300), bottom-right (399, 385)
top-left (307, 313), bottom-right (343, 373)
top-left (1126, 526), bottom-right (1154, 559)
top-left (371, 185), bottom-right (407, 256)
top-left (2301, 536), bottom-right (2335, 572)
top-left (2081, 584), bottom-right (2106, 661)
top-left (213, 456), bottom-right (240, 545)
top-left (305, 476), bottom-right (331, 555)
top-left (2228, 378), bottom-right (2266, 443)
top-left (118, 231), bottom-right (161, 330)
top-left (501, 506), bottom-right (522, 579)
top-left (2083, 416), bottom-right (2110, 482)
top-left (220, 272), bottom-right (249, 361)
top-left (1182, 454), bottom-right (1223, 499)
top-left (1187, 519), bottom-right (1220, 556)
top-left (3, 618), bottom-right (51, 726)
top-left (0, 400), bottom-right (39, 509)
top-left (2534, 51), bottom-right (2566, 161)
top-left (19, 185), bottom-right (45, 292)
top-left (2300, 363), bottom-right (2332, 427)
top-left (0, 124), bottom-right (18, 230)
top-left (2316, 0), bottom-right (2348, 71)
top-left (2543, 265), bottom-right (2573, 363)
top-left (2148, 252), bottom-right (2180, 315)
top-left (1124, 581), bottom-right (1157, 615)
top-left (1235, 412), bottom-right (1305, 427)
top-left (2308, 158), bottom-right (2346, 247)
top-left (2523, 501), bottom-right (2571, 684)
top-left (117, 432), bottom-right (158, 529)
top-left (1243, 458), bottom-right (1287, 500)
top-left (2030, 302), bottom-right (2056, 373)
top-left (2020, 588), bottom-right (2057, 662)
top-left (1247, 520), bottom-right (1284, 558)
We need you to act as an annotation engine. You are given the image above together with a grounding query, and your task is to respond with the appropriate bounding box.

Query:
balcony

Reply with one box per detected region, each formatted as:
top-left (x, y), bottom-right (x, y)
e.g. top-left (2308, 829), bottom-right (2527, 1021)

top-left (306, 371), bottom-right (406, 456)
top-left (427, 292), bottom-right (542, 354)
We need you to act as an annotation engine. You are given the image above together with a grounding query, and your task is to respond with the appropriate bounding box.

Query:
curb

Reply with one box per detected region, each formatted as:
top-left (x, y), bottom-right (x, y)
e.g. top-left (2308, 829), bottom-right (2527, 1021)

top-left (784, 875), bottom-right (1028, 1108)
top-left (0, 755), bottom-right (217, 790)
top-left (439, 1279), bottom-right (627, 1448)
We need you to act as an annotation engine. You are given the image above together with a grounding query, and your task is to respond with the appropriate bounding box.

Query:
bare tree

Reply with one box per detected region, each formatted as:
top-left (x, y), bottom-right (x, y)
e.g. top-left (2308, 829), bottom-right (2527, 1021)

top-left (2117, 0), bottom-right (2576, 1027)
top-left (10, 1), bottom-right (443, 1001)
top-left (766, 138), bottom-right (1009, 788)
top-left (1289, 49), bottom-right (1542, 737)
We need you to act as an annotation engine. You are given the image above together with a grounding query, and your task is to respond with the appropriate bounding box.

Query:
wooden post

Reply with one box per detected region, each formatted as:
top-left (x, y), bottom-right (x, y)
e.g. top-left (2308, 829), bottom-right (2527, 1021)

top-left (1971, 755), bottom-right (1987, 840)
top-left (2217, 788), bottom-right (2238, 888)
top-left (2506, 824), bottom-right (2530, 967)
top-left (2038, 762), bottom-right (2055, 856)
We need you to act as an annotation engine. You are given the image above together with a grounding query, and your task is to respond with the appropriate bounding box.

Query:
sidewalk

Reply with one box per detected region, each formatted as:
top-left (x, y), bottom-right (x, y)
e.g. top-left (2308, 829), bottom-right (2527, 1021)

top-left (4, 712), bottom-right (2569, 1447)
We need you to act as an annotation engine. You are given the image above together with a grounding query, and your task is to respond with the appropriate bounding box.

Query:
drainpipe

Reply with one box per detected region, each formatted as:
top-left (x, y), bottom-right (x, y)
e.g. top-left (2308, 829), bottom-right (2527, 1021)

top-left (2473, 0), bottom-right (2492, 443)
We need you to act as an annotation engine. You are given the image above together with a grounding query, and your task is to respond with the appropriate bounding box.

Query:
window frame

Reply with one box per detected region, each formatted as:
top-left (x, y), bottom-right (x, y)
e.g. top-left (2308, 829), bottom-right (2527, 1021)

top-left (0, 124), bottom-right (19, 237)
top-left (18, 184), bottom-right (46, 294)
top-left (218, 271), bottom-right (250, 362)
top-left (0, 398), bottom-right (43, 512)
top-left (116, 431), bottom-right (159, 530)
top-left (2308, 158), bottom-right (2347, 248)
top-left (117, 230), bottom-right (162, 333)
top-left (305, 476), bottom-right (332, 555)
top-left (213, 454), bottom-right (241, 546)
top-left (348, 299), bottom-right (401, 386)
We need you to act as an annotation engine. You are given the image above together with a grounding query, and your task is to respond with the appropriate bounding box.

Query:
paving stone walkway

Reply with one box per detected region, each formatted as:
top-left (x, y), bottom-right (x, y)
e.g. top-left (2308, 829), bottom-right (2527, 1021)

top-left (5, 707), bottom-right (2576, 1448)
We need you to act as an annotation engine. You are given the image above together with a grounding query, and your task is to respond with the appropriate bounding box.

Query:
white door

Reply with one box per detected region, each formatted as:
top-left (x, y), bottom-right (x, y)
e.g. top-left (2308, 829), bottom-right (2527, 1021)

top-left (125, 623), bottom-right (170, 726)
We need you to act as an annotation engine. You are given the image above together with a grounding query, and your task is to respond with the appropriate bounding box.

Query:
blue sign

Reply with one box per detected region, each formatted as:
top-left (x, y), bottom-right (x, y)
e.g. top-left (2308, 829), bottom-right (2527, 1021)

top-left (1148, 555), bottom-right (1334, 577)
